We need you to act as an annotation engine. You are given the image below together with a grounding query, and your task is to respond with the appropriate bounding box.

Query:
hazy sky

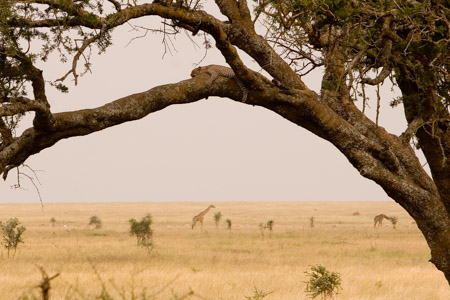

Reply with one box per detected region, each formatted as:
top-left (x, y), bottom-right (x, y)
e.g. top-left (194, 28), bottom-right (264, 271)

top-left (0, 12), bottom-right (415, 204)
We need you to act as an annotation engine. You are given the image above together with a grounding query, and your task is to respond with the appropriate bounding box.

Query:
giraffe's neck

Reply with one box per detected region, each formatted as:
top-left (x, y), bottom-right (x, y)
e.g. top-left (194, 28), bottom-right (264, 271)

top-left (199, 206), bottom-right (211, 217)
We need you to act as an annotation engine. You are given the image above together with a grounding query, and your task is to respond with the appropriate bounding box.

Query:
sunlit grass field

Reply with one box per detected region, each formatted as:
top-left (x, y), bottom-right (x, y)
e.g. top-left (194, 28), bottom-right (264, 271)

top-left (0, 201), bottom-right (449, 299)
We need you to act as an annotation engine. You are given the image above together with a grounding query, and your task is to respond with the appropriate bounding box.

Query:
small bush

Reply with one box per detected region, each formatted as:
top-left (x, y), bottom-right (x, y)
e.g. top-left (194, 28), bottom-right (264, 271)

top-left (226, 219), bottom-right (232, 230)
top-left (129, 214), bottom-right (153, 249)
top-left (1, 218), bottom-right (26, 258)
top-left (266, 220), bottom-right (274, 238)
top-left (50, 217), bottom-right (56, 227)
top-left (309, 217), bottom-right (315, 228)
top-left (389, 216), bottom-right (398, 229)
top-left (88, 215), bottom-right (102, 229)
top-left (214, 212), bottom-right (222, 228)
top-left (259, 223), bottom-right (265, 239)
top-left (304, 265), bottom-right (342, 299)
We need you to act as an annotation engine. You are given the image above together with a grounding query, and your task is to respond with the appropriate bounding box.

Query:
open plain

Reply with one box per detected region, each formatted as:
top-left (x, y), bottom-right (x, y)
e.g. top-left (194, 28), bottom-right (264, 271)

top-left (0, 201), bottom-right (449, 299)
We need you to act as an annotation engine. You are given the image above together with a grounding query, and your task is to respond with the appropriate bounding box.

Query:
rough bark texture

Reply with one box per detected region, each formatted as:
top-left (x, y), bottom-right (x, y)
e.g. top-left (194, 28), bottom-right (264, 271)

top-left (2, 0), bottom-right (450, 285)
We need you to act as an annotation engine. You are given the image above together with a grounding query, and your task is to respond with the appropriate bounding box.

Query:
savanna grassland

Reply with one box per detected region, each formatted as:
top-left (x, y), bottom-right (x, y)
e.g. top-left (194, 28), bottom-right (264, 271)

top-left (0, 201), bottom-right (448, 300)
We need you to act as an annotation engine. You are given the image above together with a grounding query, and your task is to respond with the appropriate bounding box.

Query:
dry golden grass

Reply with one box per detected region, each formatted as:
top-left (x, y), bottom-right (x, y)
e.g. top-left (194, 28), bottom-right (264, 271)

top-left (0, 201), bottom-right (448, 299)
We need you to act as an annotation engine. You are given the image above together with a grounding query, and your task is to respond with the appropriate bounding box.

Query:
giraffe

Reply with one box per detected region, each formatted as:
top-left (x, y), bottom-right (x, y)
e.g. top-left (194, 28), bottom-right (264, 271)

top-left (191, 205), bottom-right (215, 229)
top-left (374, 214), bottom-right (390, 228)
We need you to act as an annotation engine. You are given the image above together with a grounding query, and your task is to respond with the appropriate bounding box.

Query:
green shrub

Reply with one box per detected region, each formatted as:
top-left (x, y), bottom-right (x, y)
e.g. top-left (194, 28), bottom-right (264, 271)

top-left (266, 220), bottom-right (274, 238)
top-left (88, 215), bottom-right (102, 229)
top-left (226, 219), bottom-right (232, 230)
top-left (304, 265), bottom-right (342, 299)
top-left (128, 214), bottom-right (153, 249)
top-left (259, 222), bottom-right (265, 239)
top-left (1, 218), bottom-right (26, 258)
top-left (389, 216), bottom-right (398, 229)
top-left (214, 212), bottom-right (222, 228)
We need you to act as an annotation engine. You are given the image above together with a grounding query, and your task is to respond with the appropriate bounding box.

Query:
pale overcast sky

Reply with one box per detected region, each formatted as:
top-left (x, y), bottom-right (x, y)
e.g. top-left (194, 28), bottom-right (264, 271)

top-left (0, 14), bottom-right (414, 204)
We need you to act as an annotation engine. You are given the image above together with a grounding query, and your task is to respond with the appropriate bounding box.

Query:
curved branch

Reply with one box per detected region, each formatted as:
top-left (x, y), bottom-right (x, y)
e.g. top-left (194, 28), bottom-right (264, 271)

top-left (0, 74), bottom-right (244, 180)
top-left (0, 101), bottom-right (48, 117)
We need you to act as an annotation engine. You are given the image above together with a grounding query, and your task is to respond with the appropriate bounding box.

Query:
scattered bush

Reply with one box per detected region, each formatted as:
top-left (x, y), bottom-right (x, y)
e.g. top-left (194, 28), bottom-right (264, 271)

top-left (128, 214), bottom-right (153, 249)
top-left (226, 219), bottom-right (232, 230)
top-left (389, 216), bottom-right (398, 229)
top-left (50, 217), bottom-right (56, 227)
top-left (88, 215), bottom-right (102, 229)
top-left (1, 218), bottom-right (26, 258)
top-left (258, 220), bottom-right (274, 239)
top-left (304, 265), bottom-right (342, 299)
top-left (266, 220), bottom-right (274, 238)
top-left (214, 212), bottom-right (222, 228)
top-left (309, 217), bottom-right (315, 228)
top-left (259, 222), bottom-right (265, 239)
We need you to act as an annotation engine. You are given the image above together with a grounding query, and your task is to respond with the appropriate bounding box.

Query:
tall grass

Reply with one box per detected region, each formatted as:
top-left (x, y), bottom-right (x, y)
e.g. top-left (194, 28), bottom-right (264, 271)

top-left (0, 201), bottom-right (448, 299)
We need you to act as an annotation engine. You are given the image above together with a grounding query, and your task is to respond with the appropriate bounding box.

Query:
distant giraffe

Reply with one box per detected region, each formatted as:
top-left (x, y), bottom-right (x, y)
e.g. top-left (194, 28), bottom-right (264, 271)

top-left (191, 205), bottom-right (215, 229)
top-left (374, 214), bottom-right (390, 228)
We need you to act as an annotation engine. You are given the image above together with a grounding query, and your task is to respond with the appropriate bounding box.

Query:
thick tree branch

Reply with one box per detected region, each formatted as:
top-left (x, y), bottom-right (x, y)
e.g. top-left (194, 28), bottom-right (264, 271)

top-left (0, 75), bottom-right (240, 180)
top-left (213, 0), bottom-right (307, 90)
top-left (1, 68), bottom-right (435, 207)
top-left (0, 101), bottom-right (48, 117)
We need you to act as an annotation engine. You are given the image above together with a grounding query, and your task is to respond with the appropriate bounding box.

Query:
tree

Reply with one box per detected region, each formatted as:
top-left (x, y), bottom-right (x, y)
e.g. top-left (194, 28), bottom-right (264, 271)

top-left (1, 0), bottom-right (450, 284)
top-left (214, 212), bottom-right (222, 229)
top-left (304, 265), bottom-right (342, 299)
top-left (88, 215), bottom-right (102, 229)
top-left (128, 214), bottom-right (153, 249)
top-left (1, 217), bottom-right (26, 258)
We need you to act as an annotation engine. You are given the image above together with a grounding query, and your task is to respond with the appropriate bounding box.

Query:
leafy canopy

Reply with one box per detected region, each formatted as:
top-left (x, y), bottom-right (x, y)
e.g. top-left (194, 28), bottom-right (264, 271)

top-left (256, 0), bottom-right (450, 109)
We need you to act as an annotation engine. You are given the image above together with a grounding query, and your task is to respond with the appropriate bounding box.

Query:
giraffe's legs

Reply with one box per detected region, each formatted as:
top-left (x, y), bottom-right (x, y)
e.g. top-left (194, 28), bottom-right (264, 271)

top-left (374, 219), bottom-right (382, 228)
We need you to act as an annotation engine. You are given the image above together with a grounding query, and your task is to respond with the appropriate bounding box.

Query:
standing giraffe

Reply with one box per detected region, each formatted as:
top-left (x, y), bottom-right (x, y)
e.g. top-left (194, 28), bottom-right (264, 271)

top-left (191, 205), bottom-right (215, 229)
top-left (374, 214), bottom-right (390, 228)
